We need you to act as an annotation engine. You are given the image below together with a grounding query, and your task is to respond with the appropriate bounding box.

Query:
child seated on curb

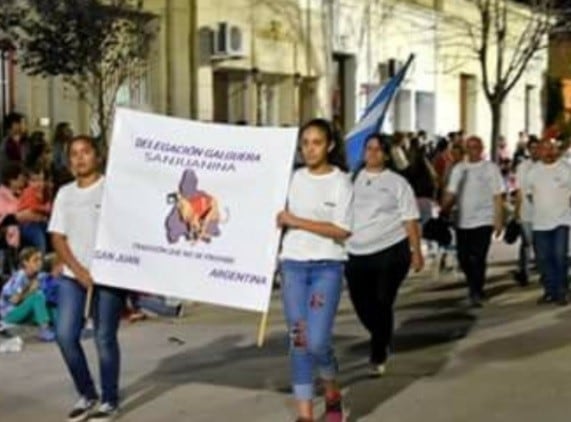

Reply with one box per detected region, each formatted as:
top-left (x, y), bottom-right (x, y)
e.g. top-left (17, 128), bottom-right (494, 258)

top-left (0, 247), bottom-right (56, 342)
top-left (18, 165), bottom-right (52, 253)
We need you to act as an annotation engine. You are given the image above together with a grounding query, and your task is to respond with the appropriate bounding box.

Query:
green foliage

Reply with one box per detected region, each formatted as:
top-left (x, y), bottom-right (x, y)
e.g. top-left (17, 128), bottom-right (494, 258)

top-left (0, 0), bottom-right (158, 144)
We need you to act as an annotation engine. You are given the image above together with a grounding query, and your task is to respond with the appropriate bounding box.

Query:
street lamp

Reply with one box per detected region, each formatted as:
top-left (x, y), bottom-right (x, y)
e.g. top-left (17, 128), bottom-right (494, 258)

top-left (251, 66), bottom-right (262, 126)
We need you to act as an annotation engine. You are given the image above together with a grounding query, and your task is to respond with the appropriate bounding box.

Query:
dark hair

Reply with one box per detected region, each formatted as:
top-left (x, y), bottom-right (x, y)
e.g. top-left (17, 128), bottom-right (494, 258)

top-left (67, 135), bottom-right (101, 158)
top-left (1, 162), bottom-right (23, 186)
top-left (408, 137), bottom-right (423, 166)
top-left (29, 131), bottom-right (45, 144)
top-left (393, 131), bottom-right (405, 146)
top-left (19, 246), bottom-right (41, 266)
top-left (25, 131), bottom-right (48, 168)
top-left (3, 112), bottom-right (24, 132)
top-left (53, 122), bottom-right (71, 145)
top-left (351, 134), bottom-right (393, 182)
top-left (528, 135), bottom-right (539, 146)
top-left (25, 162), bottom-right (46, 178)
top-left (418, 130), bottom-right (427, 138)
top-left (298, 118), bottom-right (348, 171)
top-left (436, 137), bottom-right (449, 153)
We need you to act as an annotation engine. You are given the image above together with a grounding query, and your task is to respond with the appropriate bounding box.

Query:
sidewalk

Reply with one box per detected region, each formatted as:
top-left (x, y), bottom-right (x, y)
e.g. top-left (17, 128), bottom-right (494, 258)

top-left (2, 241), bottom-right (571, 421)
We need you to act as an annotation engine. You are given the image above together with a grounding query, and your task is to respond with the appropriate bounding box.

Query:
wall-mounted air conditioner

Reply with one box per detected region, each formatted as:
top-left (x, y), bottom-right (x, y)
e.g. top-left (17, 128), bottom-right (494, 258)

top-left (211, 22), bottom-right (245, 60)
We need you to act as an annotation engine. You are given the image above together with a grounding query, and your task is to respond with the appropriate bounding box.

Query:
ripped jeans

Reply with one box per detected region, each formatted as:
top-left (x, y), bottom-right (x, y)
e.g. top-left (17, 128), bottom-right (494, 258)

top-left (280, 260), bottom-right (344, 400)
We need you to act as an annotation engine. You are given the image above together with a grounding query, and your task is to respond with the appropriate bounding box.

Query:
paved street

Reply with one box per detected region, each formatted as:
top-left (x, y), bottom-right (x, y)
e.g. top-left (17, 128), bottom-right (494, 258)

top-left (2, 241), bottom-right (571, 421)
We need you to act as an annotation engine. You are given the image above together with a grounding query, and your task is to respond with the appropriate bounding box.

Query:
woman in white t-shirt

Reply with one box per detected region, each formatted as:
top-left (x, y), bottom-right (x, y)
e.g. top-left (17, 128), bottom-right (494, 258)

top-left (346, 134), bottom-right (424, 377)
top-left (277, 118), bottom-right (353, 422)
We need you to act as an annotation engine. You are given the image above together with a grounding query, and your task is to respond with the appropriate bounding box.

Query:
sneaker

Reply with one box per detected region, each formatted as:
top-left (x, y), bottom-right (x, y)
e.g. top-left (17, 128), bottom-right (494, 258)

top-left (89, 403), bottom-right (119, 422)
top-left (368, 363), bottom-right (387, 378)
top-left (537, 294), bottom-right (556, 305)
top-left (325, 391), bottom-right (344, 422)
top-left (67, 397), bottom-right (97, 422)
top-left (38, 327), bottom-right (56, 342)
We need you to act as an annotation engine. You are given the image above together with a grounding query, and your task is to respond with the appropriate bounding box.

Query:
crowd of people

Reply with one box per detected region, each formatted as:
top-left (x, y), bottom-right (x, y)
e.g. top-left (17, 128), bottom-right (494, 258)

top-left (280, 121), bottom-right (571, 422)
top-left (1, 110), bottom-right (570, 422)
top-left (0, 112), bottom-right (182, 338)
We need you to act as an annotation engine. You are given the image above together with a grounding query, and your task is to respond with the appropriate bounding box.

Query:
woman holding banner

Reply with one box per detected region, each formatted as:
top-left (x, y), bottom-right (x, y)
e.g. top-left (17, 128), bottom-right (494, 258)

top-left (345, 134), bottom-right (423, 377)
top-left (49, 136), bottom-right (125, 422)
top-left (277, 119), bottom-right (353, 422)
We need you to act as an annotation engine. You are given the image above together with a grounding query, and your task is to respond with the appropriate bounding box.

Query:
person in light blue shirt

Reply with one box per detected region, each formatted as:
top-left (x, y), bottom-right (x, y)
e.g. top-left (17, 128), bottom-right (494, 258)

top-left (0, 247), bottom-right (56, 341)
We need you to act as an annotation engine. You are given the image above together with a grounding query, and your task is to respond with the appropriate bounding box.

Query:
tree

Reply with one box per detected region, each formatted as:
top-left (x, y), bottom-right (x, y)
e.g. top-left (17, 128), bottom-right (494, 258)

top-left (461, 0), bottom-right (565, 158)
top-left (0, 0), bottom-right (158, 147)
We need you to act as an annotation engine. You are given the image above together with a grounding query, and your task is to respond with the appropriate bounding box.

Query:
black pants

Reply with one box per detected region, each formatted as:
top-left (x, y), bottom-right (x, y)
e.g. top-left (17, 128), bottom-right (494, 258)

top-left (455, 226), bottom-right (493, 298)
top-left (345, 239), bottom-right (411, 364)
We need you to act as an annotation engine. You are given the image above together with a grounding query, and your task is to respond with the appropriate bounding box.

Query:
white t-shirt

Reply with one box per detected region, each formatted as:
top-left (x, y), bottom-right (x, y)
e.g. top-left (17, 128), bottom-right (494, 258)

top-left (347, 170), bottom-right (419, 255)
top-left (515, 159), bottom-right (536, 223)
top-left (447, 160), bottom-right (504, 229)
top-left (280, 167), bottom-right (353, 261)
top-left (526, 160), bottom-right (571, 231)
top-left (48, 177), bottom-right (105, 278)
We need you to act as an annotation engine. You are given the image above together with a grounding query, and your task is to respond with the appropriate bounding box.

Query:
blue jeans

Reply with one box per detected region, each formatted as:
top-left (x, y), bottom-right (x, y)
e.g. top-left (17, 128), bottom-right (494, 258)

top-left (280, 260), bottom-right (344, 401)
top-left (533, 226), bottom-right (569, 299)
top-left (55, 277), bottom-right (125, 407)
top-left (518, 222), bottom-right (533, 279)
top-left (20, 222), bottom-right (48, 253)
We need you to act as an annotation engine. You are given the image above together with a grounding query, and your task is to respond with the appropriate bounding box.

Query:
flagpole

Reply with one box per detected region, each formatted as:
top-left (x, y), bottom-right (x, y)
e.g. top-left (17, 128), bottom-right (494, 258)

top-left (344, 53), bottom-right (416, 170)
top-left (373, 53), bottom-right (415, 134)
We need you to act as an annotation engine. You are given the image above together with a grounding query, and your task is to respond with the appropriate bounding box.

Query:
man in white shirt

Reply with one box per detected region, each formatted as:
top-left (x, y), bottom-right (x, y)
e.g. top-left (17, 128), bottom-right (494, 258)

top-left (513, 137), bottom-right (540, 286)
top-left (49, 136), bottom-right (125, 422)
top-left (527, 139), bottom-right (571, 306)
top-left (442, 136), bottom-right (504, 307)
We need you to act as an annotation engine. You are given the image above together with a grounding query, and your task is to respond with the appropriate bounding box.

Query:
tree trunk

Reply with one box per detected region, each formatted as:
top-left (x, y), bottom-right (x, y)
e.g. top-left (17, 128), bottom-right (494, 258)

top-left (97, 91), bottom-right (107, 150)
top-left (490, 99), bottom-right (502, 162)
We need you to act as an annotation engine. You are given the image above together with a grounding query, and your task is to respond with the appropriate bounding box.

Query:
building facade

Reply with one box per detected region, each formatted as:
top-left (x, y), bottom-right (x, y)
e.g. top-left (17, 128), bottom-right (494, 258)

top-left (549, 31), bottom-right (571, 123)
top-left (333, 0), bottom-right (546, 152)
top-left (2, 0), bottom-right (547, 154)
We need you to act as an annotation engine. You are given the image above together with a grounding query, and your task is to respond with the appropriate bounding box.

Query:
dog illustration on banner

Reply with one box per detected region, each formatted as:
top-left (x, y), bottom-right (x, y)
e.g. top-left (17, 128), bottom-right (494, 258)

top-left (165, 169), bottom-right (229, 244)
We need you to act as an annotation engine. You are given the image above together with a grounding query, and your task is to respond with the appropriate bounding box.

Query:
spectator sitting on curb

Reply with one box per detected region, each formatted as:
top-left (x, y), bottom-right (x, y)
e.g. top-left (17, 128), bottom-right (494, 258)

top-left (0, 247), bottom-right (56, 342)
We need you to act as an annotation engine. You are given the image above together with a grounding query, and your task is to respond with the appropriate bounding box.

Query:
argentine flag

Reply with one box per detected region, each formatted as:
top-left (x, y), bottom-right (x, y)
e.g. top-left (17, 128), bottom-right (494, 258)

top-left (345, 55), bottom-right (414, 170)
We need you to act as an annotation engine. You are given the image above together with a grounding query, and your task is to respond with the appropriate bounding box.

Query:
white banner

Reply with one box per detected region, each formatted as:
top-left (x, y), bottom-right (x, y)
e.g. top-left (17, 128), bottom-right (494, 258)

top-left (91, 109), bottom-right (297, 312)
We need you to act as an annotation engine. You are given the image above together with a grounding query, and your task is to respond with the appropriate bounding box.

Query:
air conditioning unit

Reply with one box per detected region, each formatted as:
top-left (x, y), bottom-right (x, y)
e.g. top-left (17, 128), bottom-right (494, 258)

top-left (211, 22), bottom-right (245, 60)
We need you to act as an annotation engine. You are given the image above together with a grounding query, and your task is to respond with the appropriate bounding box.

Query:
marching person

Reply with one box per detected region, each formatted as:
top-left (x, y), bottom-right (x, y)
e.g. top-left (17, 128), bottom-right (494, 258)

top-left (527, 139), bottom-right (571, 305)
top-left (277, 118), bottom-right (353, 422)
top-left (345, 134), bottom-right (423, 377)
top-left (49, 135), bottom-right (125, 422)
top-left (513, 136), bottom-right (540, 286)
top-left (442, 136), bottom-right (504, 307)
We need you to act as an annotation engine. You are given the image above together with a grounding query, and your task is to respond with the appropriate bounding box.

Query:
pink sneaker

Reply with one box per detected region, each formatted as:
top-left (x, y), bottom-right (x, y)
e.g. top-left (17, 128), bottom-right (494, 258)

top-left (325, 391), bottom-right (344, 422)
